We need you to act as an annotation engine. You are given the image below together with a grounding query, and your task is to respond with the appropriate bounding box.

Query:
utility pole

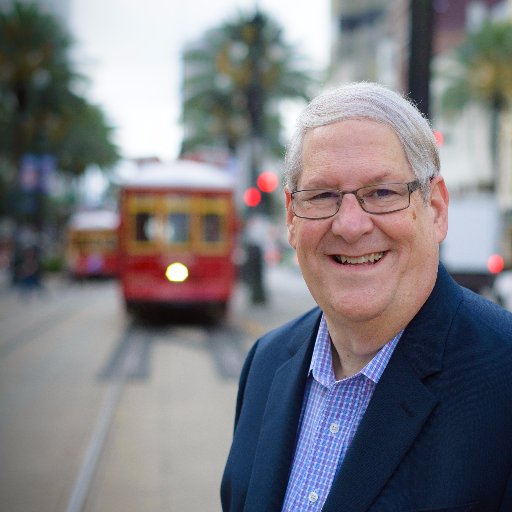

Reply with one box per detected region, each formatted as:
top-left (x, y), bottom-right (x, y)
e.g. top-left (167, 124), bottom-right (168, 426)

top-left (408, 0), bottom-right (435, 118)
top-left (246, 12), bottom-right (270, 215)
top-left (244, 11), bottom-right (267, 304)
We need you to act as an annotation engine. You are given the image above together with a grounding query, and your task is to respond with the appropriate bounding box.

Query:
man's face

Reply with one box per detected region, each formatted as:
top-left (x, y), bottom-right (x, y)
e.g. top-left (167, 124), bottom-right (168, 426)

top-left (285, 119), bottom-right (449, 326)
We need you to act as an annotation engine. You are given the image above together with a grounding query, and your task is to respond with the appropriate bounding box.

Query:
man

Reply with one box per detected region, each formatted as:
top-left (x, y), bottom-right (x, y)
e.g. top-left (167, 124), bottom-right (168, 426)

top-left (221, 82), bottom-right (512, 511)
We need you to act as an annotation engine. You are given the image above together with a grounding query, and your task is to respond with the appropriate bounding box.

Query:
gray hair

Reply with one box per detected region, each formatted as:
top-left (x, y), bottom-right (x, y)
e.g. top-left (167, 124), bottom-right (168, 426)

top-left (283, 82), bottom-right (440, 198)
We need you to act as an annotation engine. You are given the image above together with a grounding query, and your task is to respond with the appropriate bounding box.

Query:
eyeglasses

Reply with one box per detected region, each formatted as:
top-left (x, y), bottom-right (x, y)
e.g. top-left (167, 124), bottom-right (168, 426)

top-left (290, 180), bottom-right (421, 219)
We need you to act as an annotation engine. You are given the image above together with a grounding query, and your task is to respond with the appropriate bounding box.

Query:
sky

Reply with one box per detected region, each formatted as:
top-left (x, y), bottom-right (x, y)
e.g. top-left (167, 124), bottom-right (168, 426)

top-left (70, 0), bottom-right (331, 163)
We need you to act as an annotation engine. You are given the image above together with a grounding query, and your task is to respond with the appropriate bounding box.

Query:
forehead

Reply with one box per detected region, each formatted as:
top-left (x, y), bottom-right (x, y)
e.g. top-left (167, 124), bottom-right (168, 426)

top-left (303, 119), bottom-right (405, 160)
top-left (300, 119), bottom-right (411, 186)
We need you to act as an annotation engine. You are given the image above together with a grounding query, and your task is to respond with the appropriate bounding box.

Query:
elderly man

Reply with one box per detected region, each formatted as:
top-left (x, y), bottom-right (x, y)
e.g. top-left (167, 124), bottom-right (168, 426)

top-left (221, 82), bottom-right (512, 511)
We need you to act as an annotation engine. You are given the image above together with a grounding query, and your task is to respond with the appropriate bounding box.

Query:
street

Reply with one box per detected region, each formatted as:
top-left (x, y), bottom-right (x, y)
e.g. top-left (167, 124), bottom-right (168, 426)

top-left (0, 263), bottom-right (316, 512)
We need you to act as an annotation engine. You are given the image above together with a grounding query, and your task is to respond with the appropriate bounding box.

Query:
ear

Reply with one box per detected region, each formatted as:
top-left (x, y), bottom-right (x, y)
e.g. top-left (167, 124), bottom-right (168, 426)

top-left (285, 188), bottom-right (297, 249)
top-left (429, 176), bottom-right (449, 244)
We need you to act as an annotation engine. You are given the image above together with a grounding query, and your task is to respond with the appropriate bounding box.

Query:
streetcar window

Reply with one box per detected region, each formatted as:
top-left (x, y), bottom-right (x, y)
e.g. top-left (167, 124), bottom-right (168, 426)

top-left (166, 213), bottom-right (189, 244)
top-left (202, 214), bottom-right (222, 243)
top-left (135, 213), bottom-right (156, 242)
top-left (73, 233), bottom-right (116, 252)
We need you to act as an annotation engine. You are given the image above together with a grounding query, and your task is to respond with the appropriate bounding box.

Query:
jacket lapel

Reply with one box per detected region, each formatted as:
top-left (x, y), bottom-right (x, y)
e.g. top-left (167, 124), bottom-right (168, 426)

top-left (323, 265), bottom-right (462, 511)
top-left (244, 311), bottom-right (320, 512)
top-left (322, 348), bottom-right (438, 511)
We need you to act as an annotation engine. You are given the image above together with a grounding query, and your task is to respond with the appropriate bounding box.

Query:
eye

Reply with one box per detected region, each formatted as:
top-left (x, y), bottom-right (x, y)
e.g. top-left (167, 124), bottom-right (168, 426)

top-left (375, 187), bottom-right (398, 198)
top-left (362, 186), bottom-right (401, 201)
top-left (307, 190), bottom-right (339, 201)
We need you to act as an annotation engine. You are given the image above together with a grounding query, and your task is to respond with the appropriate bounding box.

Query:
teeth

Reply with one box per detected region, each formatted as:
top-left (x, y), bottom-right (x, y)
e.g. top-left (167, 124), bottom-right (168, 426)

top-left (334, 252), bottom-right (384, 265)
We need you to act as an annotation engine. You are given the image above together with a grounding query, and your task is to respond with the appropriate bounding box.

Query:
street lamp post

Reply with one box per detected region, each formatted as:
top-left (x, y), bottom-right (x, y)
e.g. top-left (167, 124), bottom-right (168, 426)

top-left (408, 0), bottom-right (435, 118)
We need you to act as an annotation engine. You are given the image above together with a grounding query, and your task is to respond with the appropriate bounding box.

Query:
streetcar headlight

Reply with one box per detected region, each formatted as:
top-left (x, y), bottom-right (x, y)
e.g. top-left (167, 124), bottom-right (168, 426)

top-left (165, 262), bottom-right (189, 282)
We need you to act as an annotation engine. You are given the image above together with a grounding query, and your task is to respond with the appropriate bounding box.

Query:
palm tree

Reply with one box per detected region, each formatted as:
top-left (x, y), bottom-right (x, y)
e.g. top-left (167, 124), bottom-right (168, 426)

top-left (0, 1), bottom-right (120, 274)
top-left (0, 1), bottom-right (74, 166)
top-left (182, 10), bottom-right (318, 303)
top-left (181, 10), bottom-right (317, 163)
top-left (0, 2), bottom-right (119, 176)
top-left (440, 20), bottom-right (512, 189)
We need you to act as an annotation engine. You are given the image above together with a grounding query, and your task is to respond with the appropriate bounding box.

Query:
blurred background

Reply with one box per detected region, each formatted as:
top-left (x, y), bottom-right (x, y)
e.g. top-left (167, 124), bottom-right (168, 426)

top-left (0, 0), bottom-right (512, 511)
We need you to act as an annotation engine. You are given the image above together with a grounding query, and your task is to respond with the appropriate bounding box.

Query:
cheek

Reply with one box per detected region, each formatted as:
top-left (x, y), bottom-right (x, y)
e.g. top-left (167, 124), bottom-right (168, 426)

top-left (405, 211), bottom-right (439, 261)
top-left (289, 220), bottom-right (323, 254)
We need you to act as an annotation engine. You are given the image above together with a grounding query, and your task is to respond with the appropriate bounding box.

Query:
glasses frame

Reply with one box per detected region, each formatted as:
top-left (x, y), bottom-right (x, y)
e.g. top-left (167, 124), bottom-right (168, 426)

top-left (290, 180), bottom-right (421, 220)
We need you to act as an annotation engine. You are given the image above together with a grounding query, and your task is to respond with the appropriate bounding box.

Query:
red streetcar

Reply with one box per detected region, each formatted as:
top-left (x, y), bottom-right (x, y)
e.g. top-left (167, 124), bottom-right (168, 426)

top-left (117, 160), bottom-right (238, 317)
top-left (65, 209), bottom-right (120, 278)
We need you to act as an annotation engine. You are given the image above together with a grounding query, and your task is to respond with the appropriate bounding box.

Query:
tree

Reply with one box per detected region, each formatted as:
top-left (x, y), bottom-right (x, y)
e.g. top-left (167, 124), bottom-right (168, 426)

top-left (0, 1), bottom-right (119, 177)
top-left (0, 1), bottom-right (120, 276)
top-left (181, 10), bottom-right (317, 161)
top-left (55, 94), bottom-right (119, 177)
top-left (441, 20), bottom-right (512, 189)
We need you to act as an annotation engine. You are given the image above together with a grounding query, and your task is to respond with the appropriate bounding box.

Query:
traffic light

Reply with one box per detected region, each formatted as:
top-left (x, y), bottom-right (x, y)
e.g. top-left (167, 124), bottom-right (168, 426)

top-left (244, 187), bottom-right (261, 207)
top-left (488, 254), bottom-right (505, 274)
top-left (244, 171), bottom-right (279, 209)
top-left (256, 171), bottom-right (278, 193)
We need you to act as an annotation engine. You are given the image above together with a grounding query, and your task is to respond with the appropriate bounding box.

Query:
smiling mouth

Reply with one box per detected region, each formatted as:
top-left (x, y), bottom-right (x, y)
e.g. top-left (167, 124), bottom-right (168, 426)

top-left (332, 251), bottom-right (385, 265)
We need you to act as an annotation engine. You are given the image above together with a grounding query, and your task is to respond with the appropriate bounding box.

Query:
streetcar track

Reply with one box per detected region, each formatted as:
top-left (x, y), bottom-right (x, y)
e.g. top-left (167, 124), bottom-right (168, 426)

top-left (206, 323), bottom-right (250, 379)
top-left (97, 322), bottom-right (153, 381)
top-left (66, 321), bottom-right (145, 512)
top-left (65, 319), bottom-right (250, 512)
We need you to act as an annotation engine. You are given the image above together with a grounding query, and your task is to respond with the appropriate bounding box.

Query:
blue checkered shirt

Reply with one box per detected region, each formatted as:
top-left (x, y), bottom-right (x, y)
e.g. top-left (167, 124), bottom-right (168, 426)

top-left (282, 315), bottom-right (402, 511)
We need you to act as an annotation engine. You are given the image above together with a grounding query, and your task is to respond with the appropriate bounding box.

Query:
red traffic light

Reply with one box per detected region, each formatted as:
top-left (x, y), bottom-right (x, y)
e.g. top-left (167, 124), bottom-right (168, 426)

top-left (257, 171), bottom-right (278, 193)
top-left (488, 254), bottom-right (505, 274)
top-left (244, 187), bottom-right (261, 207)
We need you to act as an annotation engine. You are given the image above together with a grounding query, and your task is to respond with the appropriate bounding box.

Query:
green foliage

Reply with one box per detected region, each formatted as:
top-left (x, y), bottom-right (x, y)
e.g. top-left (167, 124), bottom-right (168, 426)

top-left (441, 20), bottom-right (512, 114)
top-left (0, 1), bottom-right (120, 176)
top-left (56, 95), bottom-right (119, 177)
top-left (181, 10), bottom-right (318, 157)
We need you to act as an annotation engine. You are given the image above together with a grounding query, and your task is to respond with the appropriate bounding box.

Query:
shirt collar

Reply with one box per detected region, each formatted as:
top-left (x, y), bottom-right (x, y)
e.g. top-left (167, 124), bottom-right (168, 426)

top-left (309, 314), bottom-right (402, 387)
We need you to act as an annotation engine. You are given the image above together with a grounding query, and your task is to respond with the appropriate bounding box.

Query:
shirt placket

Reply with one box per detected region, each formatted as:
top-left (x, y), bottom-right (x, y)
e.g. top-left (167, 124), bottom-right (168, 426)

top-left (302, 381), bottom-right (346, 510)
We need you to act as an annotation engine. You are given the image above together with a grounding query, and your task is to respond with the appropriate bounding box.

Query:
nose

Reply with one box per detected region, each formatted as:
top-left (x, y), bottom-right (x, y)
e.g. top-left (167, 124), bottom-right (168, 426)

top-left (330, 192), bottom-right (374, 242)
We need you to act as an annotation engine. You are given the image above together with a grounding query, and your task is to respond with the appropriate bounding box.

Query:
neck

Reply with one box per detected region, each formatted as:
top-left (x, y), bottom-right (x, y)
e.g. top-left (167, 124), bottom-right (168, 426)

top-left (329, 343), bottom-right (373, 380)
top-left (327, 325), bottom-right (383, 380)
top-left (325, 271), bottom-right (438, 380)
top-left (325, 311), bottom-right (410, 381)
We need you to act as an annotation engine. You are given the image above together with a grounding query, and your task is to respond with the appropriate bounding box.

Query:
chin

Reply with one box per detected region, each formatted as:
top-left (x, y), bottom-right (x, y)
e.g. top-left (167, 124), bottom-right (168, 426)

top-left (333, 306), bottom-right (385, 324)
top-left (322, 290), bottom-right (394, 323)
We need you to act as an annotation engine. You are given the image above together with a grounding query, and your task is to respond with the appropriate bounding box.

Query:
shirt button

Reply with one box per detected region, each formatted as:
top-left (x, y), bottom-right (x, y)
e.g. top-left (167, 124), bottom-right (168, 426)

top-left (329, 422), bottom-right (339, 434)
top-left (308, 491), bottom-right (319, 503)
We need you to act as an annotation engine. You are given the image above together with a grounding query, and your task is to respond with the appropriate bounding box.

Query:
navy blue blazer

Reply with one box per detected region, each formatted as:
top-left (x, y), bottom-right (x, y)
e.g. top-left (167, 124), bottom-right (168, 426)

top-left (221, 265), bottom-right (512, 511)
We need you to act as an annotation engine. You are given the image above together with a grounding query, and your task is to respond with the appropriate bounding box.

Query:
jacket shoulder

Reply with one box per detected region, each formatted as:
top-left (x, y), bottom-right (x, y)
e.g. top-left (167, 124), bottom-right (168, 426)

top-left (456, 286), bottom-right (512, 346)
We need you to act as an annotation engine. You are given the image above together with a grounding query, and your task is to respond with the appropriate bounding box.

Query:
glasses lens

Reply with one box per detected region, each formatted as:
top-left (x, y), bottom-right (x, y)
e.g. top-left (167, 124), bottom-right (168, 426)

top-left (293, 190), bottom-right (340, 219)
top-left (358, 183), bottom-right (410, 213)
